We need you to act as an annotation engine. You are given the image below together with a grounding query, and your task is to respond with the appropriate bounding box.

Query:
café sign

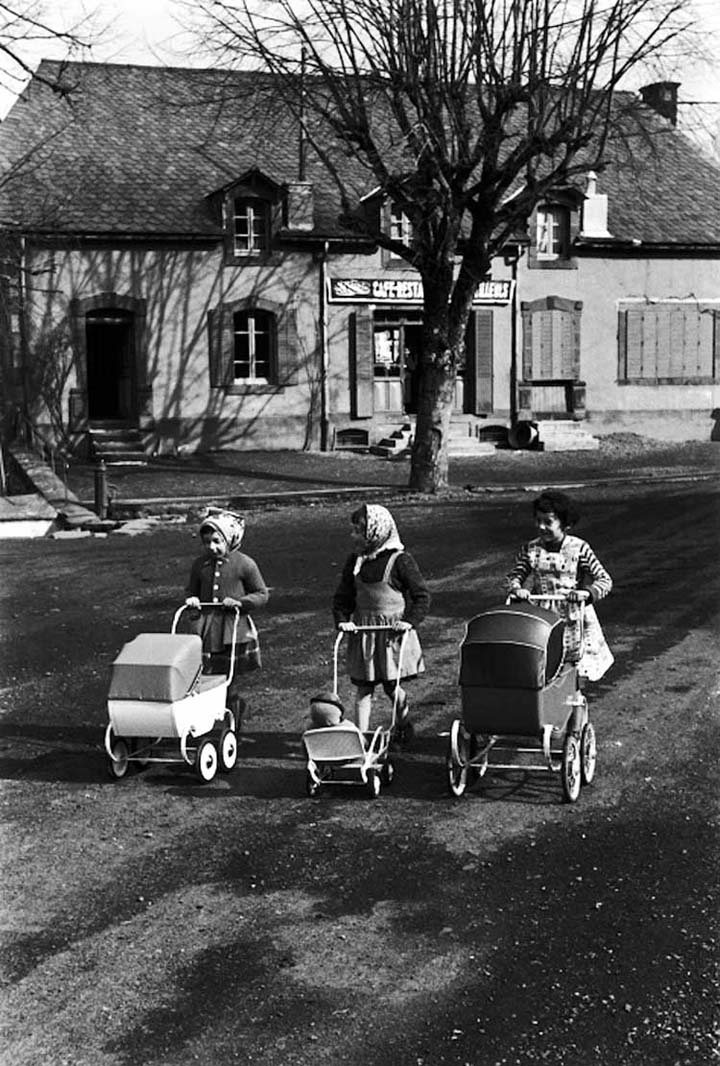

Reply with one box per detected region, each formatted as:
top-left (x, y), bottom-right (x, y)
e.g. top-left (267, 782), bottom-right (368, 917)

top-left (328, 276), bottom-right (514, 305)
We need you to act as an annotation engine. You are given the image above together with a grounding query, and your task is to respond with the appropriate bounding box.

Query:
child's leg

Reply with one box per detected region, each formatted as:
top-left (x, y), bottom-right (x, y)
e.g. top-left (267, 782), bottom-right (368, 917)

top-left (381, 679), bottom-right (408, 718)
top-left (353, 681), bottom-right (374, 731)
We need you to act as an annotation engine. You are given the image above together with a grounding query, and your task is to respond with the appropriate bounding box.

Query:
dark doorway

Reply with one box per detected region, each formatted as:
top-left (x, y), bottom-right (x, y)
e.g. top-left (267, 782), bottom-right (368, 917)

top-left (373, 310), bottom-right (424, 414)
top-left (86, 309), bottom-right (136, 420)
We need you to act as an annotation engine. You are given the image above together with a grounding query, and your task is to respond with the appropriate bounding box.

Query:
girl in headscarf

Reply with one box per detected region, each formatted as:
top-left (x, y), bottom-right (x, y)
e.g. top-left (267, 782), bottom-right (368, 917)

top-left (332, 503), bottom-right (430, 740)
top-left (185, 509), bottom-right (269, 727)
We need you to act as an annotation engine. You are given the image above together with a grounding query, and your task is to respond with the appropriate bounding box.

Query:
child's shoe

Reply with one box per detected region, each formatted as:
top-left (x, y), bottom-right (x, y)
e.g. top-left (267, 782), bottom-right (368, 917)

top-left (393, 703), bottom-right (414, 747)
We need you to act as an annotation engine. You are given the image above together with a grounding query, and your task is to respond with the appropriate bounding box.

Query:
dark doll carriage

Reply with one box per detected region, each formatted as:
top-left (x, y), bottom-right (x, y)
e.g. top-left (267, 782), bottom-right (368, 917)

top-left (302, 626), bottom-right (409, 799)
top-left (104, 604), bottom-right (241, 784)
top-left (446, 596), bottom-right (597, 803)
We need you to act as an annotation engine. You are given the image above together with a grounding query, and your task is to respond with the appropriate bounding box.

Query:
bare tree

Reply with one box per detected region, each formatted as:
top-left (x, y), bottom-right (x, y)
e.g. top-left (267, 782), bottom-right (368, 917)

top-left (190, 0), bottom-right (696, 491)
top-left (0, 0), bottom-right (95, 103)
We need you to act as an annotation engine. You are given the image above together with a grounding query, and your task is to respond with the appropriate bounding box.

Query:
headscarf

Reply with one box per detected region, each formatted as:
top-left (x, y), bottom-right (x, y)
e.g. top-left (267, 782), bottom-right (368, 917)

top-left (199, 509), bottom-right (246, 553)
top-left (352, 503), bottom-right (404, 575)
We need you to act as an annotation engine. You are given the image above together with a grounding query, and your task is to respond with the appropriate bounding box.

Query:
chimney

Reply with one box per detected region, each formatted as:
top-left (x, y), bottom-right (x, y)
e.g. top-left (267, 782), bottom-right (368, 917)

top-left (580, 171), bottom-right (612, 239)
top-left (640, 81), bottom-right (680, 126)
top-left (284, 181), bottom-right (314, 231)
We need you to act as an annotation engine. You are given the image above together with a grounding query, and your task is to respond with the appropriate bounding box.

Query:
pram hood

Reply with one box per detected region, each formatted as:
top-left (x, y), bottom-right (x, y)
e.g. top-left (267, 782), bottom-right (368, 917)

top-left (459, 604), bottom-right (565, 691)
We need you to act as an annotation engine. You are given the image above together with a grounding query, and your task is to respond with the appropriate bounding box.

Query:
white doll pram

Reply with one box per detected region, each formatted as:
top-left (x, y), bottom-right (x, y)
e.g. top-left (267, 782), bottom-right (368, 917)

top-left (104, 603), bottom-right (241, 783)
top-left (302, 625), bottom-right (409, 799)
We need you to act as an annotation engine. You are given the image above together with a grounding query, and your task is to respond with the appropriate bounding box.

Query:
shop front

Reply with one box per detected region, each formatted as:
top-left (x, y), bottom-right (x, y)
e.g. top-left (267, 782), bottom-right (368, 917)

top-left (329, 276), bottom-right (514, 421)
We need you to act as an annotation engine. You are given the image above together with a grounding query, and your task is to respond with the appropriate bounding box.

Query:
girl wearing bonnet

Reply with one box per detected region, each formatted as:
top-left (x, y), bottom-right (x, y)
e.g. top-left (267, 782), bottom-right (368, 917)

top-left (185, 509), bottom-right (269, 726)
top-left (332, 503), bottom-right (430, 741)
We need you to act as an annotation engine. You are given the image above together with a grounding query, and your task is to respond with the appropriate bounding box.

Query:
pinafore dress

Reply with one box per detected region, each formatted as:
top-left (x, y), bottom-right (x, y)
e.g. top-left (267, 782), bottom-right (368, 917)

top-left (525, 540), bottom-right (614, 682)
top-left (347, 551), bottom-right (425, 683)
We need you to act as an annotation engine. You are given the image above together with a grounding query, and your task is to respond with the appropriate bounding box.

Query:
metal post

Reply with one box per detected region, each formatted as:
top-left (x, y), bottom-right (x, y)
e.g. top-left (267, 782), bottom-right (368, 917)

top-left (94, 458), bottom-right (108, 519)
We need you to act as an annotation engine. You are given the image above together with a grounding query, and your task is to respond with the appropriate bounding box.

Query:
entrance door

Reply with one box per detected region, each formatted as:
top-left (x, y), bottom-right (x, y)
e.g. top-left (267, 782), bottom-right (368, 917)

top-left (373, 311), bottom-right (423, 414)
top-left (86, 309), bottom-right (136, 420)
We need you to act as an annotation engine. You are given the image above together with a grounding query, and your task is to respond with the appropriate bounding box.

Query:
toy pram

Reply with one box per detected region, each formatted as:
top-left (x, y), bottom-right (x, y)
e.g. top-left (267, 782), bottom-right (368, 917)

top-left (446, 595), bottom-right (596, 803)
top-left (302, 625), bottom-right (408, 799)
top-left (104, 604), bottom-right (241, 783)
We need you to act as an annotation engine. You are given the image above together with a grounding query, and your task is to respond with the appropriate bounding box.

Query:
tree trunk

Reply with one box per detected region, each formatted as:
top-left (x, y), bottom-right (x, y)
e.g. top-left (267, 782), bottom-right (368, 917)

top-left (409, 299), bottom-right (459, 493)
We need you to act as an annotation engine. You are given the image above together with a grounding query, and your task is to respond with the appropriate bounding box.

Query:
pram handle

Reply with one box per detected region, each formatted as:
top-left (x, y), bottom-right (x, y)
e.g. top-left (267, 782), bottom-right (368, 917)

top-left (506, 593), bottom-right (586, 604)
top-left (333, 626), bottom-right (410, 716)
top-left (171, 603), bottom-right (241, 685)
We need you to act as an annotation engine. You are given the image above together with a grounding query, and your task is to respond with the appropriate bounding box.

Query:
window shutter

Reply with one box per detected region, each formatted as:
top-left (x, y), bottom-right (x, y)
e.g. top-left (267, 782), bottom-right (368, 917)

top-left (472, 309), bottom-right (493, 413)
top-left (276, 304), bottom-right (301, 385)
top-left (208, 306), bottom-right (231, 387)
top-left (349, 308), bottom-right (374, 418)
top-left (617, 310), bottom-right (628, 381)
top-left (521, 304), bottom-right (533, 380)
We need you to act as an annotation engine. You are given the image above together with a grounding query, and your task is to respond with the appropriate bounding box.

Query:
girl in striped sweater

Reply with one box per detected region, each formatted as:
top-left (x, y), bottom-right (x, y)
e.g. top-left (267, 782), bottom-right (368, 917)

top-left (505, 490), bottom-right (614, 682)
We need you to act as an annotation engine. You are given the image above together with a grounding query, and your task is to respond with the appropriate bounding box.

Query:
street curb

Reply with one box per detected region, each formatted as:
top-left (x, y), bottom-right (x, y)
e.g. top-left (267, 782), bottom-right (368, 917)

top-left (74, 468), bottom-right (717, 522)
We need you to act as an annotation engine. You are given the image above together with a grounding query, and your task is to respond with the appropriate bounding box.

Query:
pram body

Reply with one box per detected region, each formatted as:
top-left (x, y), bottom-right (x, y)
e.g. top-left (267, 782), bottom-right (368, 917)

top-left (446, 597), bottom-right (596, 802)
top-left (302, 626), bottom-right (408, 798)
top-left (104, 604), bottom-right (241, 783)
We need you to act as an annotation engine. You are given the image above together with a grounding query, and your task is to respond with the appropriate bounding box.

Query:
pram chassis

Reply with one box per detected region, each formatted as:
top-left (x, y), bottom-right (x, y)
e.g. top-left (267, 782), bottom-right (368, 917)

top-left (303, 626), bottom-right (409, 799)
top-left (104, 603), bottom-right (241, 783)
top-left (447, 595), bottom-right (597, 803)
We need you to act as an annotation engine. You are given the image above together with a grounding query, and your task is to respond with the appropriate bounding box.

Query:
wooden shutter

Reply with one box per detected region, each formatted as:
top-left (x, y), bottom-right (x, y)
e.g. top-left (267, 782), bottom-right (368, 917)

top-left (207, 306), bottom-right (232, 387)
top-left (349, 308), bottom-right (374, 418)
top-left (276, 303), bottom-right (301, 385)
top-left (472, 309), bottom-right (494, 413)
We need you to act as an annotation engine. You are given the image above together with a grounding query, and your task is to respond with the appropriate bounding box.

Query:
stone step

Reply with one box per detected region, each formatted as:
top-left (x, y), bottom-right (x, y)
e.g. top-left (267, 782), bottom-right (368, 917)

top-left (536, 421), bottom-right (600, 451)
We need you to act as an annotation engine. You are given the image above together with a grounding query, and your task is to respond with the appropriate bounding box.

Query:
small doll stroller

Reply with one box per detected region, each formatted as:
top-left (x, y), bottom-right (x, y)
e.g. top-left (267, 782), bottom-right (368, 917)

top-left (302, 625), bottom-right (409, 799)
top-left (104, 604), bottom-right (241, 783)
top-left (446, 595), bottom-right (596, 803)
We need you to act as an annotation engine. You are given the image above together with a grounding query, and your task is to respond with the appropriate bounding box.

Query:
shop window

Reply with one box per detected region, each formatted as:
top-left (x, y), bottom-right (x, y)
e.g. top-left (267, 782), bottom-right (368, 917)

top-left (618, 303), bottom-right (719, 384)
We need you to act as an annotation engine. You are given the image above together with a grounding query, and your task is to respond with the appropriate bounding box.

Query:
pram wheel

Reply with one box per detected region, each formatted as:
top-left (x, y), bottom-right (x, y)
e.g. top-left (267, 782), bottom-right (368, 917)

top-left (306, 771), bottom-right (321, 797)
top-left (106, 736), bottom-right (130, 780)
top-left (580, 721), bottom-right (597, 785)
top-left (365, 769), bottom-right (381, 799)
top-left (380, 760), bottom-right (395, 786)
top-left (195, 738), bottom-right (218, 782)
top-left (446, 720), bottom-right (469, 797)
top-left (218, 728), bottom-right (238, 773)
top-left (561, 733), bottom-right (582, 803)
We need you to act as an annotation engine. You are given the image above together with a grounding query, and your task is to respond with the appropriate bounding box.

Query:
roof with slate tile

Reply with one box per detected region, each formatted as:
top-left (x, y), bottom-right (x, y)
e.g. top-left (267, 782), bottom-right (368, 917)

top-left (0, 59), bottom-right (719, 246)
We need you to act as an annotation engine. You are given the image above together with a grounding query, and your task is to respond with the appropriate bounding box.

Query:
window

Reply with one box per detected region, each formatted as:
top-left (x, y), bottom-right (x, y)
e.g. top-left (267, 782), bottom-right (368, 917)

top-left (536, 205), bottom-right (570, 260)
top-left (618, 303), bottom-right (719, 384)
top-left (521, 296), bottom-right (582, 380)
top-left (232, 198), bottom-right (270, 256)
top-left (208, 298), bottom-right (300, 391)
top-left (388, 201), bottom-right (412, 260)
top-left (233, 310), bottom-right (272, 382)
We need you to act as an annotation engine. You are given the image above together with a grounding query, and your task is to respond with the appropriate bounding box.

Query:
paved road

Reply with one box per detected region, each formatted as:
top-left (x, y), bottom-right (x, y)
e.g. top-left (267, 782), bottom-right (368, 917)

top-left (0, 481), bottom-right (718, 1066)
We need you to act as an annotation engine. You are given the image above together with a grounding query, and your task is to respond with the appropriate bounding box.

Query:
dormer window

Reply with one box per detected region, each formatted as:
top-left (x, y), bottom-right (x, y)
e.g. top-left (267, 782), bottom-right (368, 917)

top-left (232, 197), bottom-right (270, 256)
top-left (536, 205), bottom-right (570, 260)
top-left (390, 201), bottom-right (412, 249)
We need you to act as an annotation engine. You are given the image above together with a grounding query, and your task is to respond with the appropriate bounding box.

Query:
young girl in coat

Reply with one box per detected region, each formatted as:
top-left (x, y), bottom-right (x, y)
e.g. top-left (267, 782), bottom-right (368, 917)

top-left (505, 489), bottom-right (613, 682)
top-left (185, 509), bottom-right (269, 726)
top-left (332, 503), bottom-right (430, 738)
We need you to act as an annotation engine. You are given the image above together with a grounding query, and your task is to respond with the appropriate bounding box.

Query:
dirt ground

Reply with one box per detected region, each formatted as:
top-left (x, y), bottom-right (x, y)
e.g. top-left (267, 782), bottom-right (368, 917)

top-left (1, 480), bottom-right (718, 1066)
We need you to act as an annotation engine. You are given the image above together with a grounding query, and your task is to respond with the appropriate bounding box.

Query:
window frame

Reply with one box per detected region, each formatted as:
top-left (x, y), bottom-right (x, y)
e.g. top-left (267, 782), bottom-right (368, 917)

top-left (536, 204), bottom-right (570, 261)
top-left (232, 308), bottom-right (274, 384)
top-left (231, 197), bottom-right (271, 258)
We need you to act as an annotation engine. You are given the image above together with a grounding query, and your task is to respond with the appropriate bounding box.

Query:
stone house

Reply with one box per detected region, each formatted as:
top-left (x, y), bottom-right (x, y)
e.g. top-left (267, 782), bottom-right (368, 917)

top-left (0, 61), bottom-right (718, 457)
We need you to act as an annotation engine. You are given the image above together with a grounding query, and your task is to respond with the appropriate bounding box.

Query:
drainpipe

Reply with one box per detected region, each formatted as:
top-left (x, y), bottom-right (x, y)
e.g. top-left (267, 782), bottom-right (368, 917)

top-left (17, 235), bottom-right (31, 434)
top-left (509, 249), bottom-right (519, 428)
top-left (319, 240), bottom-right (330, 451)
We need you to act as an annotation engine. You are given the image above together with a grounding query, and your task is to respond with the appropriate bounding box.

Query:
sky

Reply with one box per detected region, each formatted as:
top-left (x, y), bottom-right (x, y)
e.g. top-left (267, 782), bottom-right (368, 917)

top-left (1, 0), bottom-right (719, 144)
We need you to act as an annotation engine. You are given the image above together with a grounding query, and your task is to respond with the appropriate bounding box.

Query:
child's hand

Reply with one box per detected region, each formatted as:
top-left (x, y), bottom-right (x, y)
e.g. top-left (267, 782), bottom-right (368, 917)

top-left (338, 621), bottom-right (357, 633)
top-left (393, 620), bottom-right (413, 632)
top-left (222, 596), bottom-right (241, 609)
top-left (511, 588), bottom-right (531, 601)
top-left (567, 589), bottom-right (590, 604)
top-left (185, 596), bottom-right (201, 609)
